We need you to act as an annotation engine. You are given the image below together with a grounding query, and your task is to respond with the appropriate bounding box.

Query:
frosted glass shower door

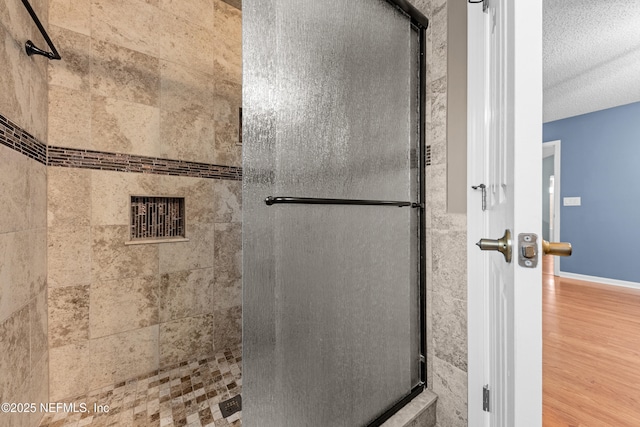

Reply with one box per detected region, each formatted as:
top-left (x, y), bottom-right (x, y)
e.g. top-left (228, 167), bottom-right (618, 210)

top-left (243, 1), bottom-right (427, 426)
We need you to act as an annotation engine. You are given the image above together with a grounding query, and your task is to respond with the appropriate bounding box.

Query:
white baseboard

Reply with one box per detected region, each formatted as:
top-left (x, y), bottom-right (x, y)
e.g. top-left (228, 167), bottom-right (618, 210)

top-left (558, 271), bottom-right (640, 290)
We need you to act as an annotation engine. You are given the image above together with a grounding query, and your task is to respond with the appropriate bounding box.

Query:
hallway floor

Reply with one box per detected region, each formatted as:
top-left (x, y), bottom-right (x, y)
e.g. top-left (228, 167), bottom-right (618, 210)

top-left (39, 346), bottom-right (242, 427)
top-left (543, 257), bottom-right (640, 426)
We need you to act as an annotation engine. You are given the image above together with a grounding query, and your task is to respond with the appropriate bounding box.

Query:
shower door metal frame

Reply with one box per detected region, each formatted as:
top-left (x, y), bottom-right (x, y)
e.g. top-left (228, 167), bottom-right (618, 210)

top-left (364, 2), bottom-right (428, 425)
top-left (243, 0), bottom-right (429, 424)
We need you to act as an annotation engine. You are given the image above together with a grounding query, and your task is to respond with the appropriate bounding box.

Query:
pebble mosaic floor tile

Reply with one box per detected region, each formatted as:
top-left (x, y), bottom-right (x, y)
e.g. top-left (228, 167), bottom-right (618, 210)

top-left (39, 347), bottom-right (242, 427)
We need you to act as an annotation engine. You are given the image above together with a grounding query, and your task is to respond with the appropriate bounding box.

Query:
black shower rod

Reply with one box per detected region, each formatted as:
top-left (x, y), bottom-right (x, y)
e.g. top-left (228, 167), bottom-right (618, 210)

top-left (265, 196), bottom-right (421, 208)
top-left (21, 0), bottom-right (61, 60)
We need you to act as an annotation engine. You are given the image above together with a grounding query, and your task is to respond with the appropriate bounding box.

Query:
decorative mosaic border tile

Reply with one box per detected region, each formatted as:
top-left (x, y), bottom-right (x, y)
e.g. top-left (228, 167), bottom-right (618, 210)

top-left (0, 113), bottom-right (47, 164)
top-left (48, 146), bottom-right (242, 181)
top-left (0, 113), bottom-right (242, 181)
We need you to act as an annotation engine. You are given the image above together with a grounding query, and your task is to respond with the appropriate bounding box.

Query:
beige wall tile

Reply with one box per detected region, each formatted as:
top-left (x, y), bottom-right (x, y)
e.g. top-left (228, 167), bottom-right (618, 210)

top-left (29, 289), bottom-right (48, 367)
top-left (430, 76), bottom-right (447, 164)
top-left (213, 279), bottom-right (240, 312)
top-left (93, 172), bottom-right (215, 224)
top-left (30, 228), bottom-right (48, 295)
top-left (28, 352), bottom-right (49, 427)
top-left (158, 223), bottom-right (214, 274)
top-left (431, 230), bottom-right (467, 301)
top-left (48, 85), bottom-right (91, 149)
top-left (49, 342), bottom-right (89, 400)
top-left (178, 177), bottom-right (215, 225)
top-left (27, 161), bottom-right (47, 230)
top-left (0, 230), bottom-right (45, 323)
top-left (430, 3), bottom-right (447, 82)
top-left (213, 120), bottom-right (242, 167)
top-left (213, 180), bottom-right (241, 223)
top-left (48, 167), bottom-right (91, 228)
top-left (90, 170), bottom-right (131, 227)
top-left (0, 0), bottom-right (35, 53)
top-left (91, 39), bottom-right (160, 107)
top-left (89, 325), bottom-right (159, 391)
top-left (213, 305), bottom-right (240, 351)
top-left (159, 268), bottom-right (214, 323)
top-left (91, 0), bottom-right (160, 57)
top-left (159, 315), bottom-right (213, 367)
top-left (47, 226), bottom-right (92, 288)
top-left (0, 145), bottom-right (29, 234)
top-left (213, 222), bottom-right (241, 288)
top-left (159, 11), bottom-right (214, 76)
top-left (213, 79), bottom-right (242, 166)
top-left (159, 0), bottom-right (214, 29)
top-left (49, 0), bottom-right (90, 35)
top-left (432, 293), bottom-right (466, 372)
top-left (158, 109), bottom-right (215, 164)
top-left (90, 275), bottom-right (159, 338)
top-left (48, 285), bottom-right (90, 347)
top-left (433, 356), bottom-right (467, 427)
top-left (213, 79), bottom-right (241, 123)
top-left (91, 173), bottom-right (214, 226)
top-left (159, 60), bottom-right (214, 114)
top-left (29, 66), bottom-right (48, 143)
top-left (91, 170), bottom-right (151, 226)
top-left (0, 306), bottom-right (30, 403)
top-left (0, 26), bottom-right (30, 131)
top-left (47, 25), bottom-right (91, 91)
top-left (92, 225), bottom-right (159, 281)
top-left (91, 95), bottom-right (160, 156)
top-left (27, 0), bottom-right (50, 82)
top-left (2, 382), bottom-right (30, 427)
top-left (213, 0), bottom-right (241, 86)
top-left (30, 0), bottom-right (50, 34)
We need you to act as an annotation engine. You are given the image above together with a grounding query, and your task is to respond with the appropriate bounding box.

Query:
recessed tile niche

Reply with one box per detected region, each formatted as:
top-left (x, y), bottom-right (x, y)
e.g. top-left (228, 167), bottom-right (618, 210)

top-left (129, 196), bottom-right (186, 243)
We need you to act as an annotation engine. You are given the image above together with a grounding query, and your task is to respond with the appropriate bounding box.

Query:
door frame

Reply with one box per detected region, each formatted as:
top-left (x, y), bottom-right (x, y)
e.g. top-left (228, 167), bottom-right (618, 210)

top-left (466, 2), bottom-right (487, 424)
top-left (467, 1), bottom-right (543, 425)
top-left (542, 140), bottom-right (561, 276)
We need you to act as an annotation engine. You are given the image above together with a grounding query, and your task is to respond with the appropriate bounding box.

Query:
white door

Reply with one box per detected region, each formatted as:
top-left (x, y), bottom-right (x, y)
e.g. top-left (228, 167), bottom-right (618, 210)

top-left (467, 1), bottom-right (543, 426)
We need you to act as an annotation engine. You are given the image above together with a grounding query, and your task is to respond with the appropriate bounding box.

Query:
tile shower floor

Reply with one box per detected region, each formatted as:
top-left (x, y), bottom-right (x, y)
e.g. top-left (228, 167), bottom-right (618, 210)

top-left (39, 346), bottom-right (242, 427)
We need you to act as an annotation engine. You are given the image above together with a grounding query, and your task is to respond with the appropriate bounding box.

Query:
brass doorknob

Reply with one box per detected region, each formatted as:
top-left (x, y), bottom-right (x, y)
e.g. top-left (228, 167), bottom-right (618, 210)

top-left (476, 229), bottom-right (512, 263)
top-left (542, 240), bottom-right (572, 257)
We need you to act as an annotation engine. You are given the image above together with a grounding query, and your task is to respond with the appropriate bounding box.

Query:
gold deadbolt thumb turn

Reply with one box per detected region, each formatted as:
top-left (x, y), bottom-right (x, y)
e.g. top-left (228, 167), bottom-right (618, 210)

top-left (476, 229), bottom-right (512, 263)
top-left (542, 240), bottom-right (572, 257)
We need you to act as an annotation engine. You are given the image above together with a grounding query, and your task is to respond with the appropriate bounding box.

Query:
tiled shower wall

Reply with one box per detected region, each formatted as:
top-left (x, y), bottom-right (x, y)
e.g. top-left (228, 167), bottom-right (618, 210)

top-left (413, 0), bottom-right (469, 426)
top-left (46, 0), bottom-right (242, 401)
top-left (0, 1), bottom-right (50, 426)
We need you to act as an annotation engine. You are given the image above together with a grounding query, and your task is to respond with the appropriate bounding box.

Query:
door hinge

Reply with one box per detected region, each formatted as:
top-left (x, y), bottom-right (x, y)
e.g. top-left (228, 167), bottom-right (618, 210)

top-left (483, 385), bottom-right (490, 412)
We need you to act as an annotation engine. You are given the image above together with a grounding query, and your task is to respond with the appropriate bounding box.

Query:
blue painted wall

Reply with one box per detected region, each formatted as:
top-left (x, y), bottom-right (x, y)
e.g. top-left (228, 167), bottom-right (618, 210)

top-left (543, 102), bottom-right (640, 283)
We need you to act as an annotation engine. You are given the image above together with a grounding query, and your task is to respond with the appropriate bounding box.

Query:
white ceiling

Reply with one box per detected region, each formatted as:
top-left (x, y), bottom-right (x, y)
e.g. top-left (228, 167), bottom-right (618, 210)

top-left (543, 0), bottom-right (640, 122)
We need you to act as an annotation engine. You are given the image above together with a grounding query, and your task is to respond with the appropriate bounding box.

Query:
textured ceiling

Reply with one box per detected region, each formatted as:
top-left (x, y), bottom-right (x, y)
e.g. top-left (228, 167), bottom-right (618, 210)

top-left (543, 0), bottom-right (640, 122)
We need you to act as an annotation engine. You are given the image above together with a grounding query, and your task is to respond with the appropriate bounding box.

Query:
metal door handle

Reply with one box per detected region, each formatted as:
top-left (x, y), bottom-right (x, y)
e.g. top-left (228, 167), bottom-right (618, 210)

top-left (476, 229), bottom-right (512, 263)
top-left (542, 240), bottom-right (572, 257)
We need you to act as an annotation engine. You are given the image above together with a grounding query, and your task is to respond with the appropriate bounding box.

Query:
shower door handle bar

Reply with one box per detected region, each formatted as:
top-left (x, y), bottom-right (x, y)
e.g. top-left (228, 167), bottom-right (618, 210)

top-left (265, 196), bottom-right (422, 208)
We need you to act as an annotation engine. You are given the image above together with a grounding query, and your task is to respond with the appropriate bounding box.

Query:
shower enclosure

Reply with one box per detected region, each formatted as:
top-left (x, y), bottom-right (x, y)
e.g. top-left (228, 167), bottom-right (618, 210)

top-left (243, 0), bottom-right (428, 425)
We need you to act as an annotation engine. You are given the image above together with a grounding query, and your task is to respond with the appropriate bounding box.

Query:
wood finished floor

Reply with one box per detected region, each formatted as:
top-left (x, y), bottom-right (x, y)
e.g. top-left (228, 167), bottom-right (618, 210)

top-left (543, 256), bottom-right (640, 426)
